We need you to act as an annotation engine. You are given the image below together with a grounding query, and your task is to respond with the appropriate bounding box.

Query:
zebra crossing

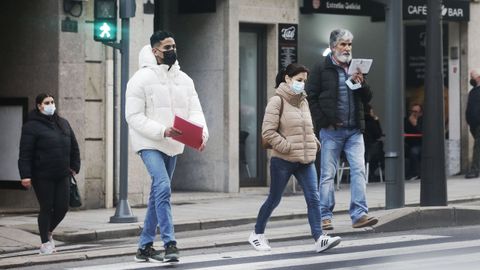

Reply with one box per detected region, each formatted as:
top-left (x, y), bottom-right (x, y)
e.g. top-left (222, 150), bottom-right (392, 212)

top-left (68, 234), bottom-right (480, 270)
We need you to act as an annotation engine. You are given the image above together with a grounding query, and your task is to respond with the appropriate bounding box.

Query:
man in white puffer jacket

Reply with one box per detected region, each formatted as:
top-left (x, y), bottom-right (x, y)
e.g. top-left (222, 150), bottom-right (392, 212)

top-left (126, 31), bottom-right (209, 264)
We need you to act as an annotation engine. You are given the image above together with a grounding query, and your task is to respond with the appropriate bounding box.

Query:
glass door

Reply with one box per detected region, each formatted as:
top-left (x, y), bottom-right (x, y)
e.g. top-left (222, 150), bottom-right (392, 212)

top-left (239, 24), bottom-right (267, 187)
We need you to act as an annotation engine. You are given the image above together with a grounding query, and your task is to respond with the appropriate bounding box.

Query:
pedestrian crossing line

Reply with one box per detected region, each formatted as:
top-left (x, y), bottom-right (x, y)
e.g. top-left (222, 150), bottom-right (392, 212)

top-left (189, 239), bottom-right (480, 270)
top-left (323, 251), bottom-right (480, 270)
top-left (67, 234), bottom-right (448, 270)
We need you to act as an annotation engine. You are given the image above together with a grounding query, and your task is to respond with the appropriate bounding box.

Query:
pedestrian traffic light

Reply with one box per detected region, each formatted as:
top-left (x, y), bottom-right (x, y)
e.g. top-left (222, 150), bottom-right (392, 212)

top-left (94, 0), bottom-right (117, 42)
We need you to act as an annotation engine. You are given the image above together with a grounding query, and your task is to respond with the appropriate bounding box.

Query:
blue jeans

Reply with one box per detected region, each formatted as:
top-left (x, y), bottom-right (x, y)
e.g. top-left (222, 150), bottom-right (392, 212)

top-left (138, 150), bottom-right (177, 248)
top-left (255, 157), bottom-right (322, 241)
top-left (319, 128), bottom-right (368, 224)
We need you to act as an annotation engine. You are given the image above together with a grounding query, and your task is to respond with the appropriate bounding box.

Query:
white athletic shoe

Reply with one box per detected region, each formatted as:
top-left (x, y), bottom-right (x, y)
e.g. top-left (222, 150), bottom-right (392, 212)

top-left (48, 234), bottom-right (55, 249)
top-left (315, 234), bottom-right (341, 253)
top-left (248, 232), bottom-right (271, 251)
top-left (39, 241), bottom-right (56, 255)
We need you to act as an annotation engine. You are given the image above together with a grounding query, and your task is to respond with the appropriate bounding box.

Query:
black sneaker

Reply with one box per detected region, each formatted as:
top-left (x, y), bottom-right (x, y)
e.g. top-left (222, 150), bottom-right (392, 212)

top-left (134, 243), bottom-right (163, 262)
top-left (164, 242), bottom-right (179, 263)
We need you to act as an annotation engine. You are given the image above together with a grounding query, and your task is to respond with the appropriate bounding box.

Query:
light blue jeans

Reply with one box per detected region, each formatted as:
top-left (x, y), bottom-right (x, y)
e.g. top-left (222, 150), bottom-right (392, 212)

top-left (319, 127), bottom-right (368, 224)
top-left (255, 157), bottom-right (322, 241)
top-left (138, 149), bottom-right (177, 249)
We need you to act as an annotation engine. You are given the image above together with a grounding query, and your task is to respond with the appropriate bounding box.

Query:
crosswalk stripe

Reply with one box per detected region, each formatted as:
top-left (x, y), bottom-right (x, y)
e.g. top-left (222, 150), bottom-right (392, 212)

top-left (66, 234), bottom-right (452, 270)
top-left (191, 239), bottom-right (480, 270)
top-left (327, 253), bottom-right (480, 270)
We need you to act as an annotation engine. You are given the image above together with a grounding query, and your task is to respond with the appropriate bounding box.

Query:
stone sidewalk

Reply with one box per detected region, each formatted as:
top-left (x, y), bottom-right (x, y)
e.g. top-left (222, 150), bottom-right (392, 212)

top-left (1, 176), bottom-right (480, 268)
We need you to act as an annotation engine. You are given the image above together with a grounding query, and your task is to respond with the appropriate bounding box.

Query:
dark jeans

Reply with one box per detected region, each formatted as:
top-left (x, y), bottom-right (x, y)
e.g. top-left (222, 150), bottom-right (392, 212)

top-left (255, 157), bottom-right (322, 241)
top-left (32, 177), bottom-right (70, 243)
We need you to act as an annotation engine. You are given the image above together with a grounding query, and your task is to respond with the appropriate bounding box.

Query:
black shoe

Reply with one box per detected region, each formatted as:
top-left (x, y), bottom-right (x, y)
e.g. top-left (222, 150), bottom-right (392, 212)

top-left (134, 243), bottom-right (163, 262)
top-left (164, 242), bottom-right (179, 263)
top-left (465, 171), bottom-right (479, 179)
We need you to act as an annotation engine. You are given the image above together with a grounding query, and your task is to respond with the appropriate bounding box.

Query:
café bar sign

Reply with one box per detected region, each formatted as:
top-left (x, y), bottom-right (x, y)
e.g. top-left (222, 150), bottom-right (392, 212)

top-left (302, 0), bottom-right (470, 22)
top-left (404, 0), bottom-right (469, 21)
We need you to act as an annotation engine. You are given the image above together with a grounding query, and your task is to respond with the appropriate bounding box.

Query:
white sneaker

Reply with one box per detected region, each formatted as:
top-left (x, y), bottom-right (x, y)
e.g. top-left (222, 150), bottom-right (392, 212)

top-left (248, 232), bottom-right (271, 251)
top-left (48, 234), bottom-right (55, 249)
top-left (39, 241), bottom-right (56, 255)
top-left (315, 234), bottom-right (341, 253)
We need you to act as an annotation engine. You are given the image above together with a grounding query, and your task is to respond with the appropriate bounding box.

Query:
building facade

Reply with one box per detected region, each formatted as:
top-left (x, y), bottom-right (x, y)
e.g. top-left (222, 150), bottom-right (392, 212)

top-left (0, 0), bottom-right (477, 210)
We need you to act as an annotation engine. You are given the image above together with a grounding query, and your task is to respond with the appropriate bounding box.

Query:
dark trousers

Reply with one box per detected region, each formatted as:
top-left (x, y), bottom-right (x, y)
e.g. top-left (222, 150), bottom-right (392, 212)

top-left (365, 141), bottom-right (385, 181)
top-left (471, 126), bottom-right (480, 172)
top-left (405, 144), bottom-right (421, 178)
top-left (32, 177), bottom-right (70, 243)
top-left (255, 157), bottom-right (322, 241)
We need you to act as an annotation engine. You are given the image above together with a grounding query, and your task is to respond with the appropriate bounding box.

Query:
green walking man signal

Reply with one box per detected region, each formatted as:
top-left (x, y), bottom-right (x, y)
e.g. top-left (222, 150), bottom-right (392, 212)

top-left (94, 0), bottom-right (117, 42)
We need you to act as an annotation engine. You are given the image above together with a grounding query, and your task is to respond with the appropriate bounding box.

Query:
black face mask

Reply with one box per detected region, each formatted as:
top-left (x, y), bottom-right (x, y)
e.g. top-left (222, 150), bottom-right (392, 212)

top-left (163, 50), bottom-right (177, 70)
top-left (470, 79), bottom-right (478, 88)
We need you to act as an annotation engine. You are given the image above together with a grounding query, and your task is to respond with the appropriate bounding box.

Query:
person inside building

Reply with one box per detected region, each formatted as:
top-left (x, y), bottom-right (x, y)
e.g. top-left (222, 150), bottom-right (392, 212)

top-left (249, 63), bottom-right (341, 253)
top-left (364, 104), bottom-right (384, 182)
top-left (305, 28), bottom-right (378, 231)
top-left (126, 31), bottom-right (209, 263)
top-left (404, 103), bottom-right (423, 181)
top-left (465, 68), bottom-right (480, 178)
top-left (18, 93), bottom-right (81, 255)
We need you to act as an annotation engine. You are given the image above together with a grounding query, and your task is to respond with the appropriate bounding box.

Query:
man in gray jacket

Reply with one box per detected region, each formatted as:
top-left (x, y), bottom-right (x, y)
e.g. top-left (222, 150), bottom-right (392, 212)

top-left (306, 29), bottom-right (378, 231)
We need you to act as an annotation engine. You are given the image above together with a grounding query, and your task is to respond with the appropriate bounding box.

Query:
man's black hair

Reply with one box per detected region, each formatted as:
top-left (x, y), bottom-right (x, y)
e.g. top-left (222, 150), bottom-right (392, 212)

top-left (150, 31), bottom-right (174, 48)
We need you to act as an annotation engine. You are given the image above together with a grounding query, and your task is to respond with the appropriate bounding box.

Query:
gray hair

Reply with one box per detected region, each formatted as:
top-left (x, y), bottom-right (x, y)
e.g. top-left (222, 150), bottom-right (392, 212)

top-left (329, 29), bottom-right (354, 49)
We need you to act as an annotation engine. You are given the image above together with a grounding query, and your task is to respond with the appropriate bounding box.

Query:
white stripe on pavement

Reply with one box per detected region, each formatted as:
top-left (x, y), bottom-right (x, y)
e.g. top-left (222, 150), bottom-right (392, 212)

top-left (66, 234), bottom-right (450, 270)
top-left (190, 239), bottom-right (480, 270)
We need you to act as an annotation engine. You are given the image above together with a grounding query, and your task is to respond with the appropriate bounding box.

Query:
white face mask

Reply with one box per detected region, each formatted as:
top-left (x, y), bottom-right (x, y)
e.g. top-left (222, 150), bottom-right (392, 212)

top-left (42, 104), bottom-right (56, 116)
top-left (291, 81), bottom-right (305, 94)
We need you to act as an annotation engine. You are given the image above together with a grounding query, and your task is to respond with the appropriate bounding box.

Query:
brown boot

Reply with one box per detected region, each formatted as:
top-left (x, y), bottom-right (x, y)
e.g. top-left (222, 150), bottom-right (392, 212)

top-left (321, 219), bottom-right (333, 230)
top-left (352, 215), bottom-right (378, 228)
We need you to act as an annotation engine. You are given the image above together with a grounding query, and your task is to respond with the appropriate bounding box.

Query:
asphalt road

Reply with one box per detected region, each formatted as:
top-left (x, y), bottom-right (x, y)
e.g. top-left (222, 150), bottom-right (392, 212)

top-left (12, 224), bottom-right (480, 270)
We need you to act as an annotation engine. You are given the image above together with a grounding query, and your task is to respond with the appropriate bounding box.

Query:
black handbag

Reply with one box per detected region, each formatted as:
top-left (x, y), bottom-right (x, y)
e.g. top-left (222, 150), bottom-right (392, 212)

top-left (69, 175), bottom-right (82, 208)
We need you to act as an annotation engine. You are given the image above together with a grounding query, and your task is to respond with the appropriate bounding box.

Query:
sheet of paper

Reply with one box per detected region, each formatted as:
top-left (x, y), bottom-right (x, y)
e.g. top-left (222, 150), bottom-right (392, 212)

top-left (345, 78), bottom-right (362, 90)
top-left (347, 58), bottom-right (373, 75)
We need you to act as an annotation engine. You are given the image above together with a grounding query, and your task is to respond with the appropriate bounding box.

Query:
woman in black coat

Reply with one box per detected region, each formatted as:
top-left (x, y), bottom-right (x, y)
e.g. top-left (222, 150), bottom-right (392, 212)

top-left (18, 93), bottom-right (80, 254)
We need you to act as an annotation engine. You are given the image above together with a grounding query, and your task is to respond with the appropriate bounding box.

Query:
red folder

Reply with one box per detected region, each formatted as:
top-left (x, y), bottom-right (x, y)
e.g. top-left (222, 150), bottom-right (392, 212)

top-left (172, 115), bottom-right (204, 150)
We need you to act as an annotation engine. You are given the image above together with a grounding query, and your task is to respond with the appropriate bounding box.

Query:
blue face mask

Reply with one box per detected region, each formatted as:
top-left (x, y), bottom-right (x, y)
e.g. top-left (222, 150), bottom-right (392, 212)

top-left (291, 81), bottom-right (305, 94)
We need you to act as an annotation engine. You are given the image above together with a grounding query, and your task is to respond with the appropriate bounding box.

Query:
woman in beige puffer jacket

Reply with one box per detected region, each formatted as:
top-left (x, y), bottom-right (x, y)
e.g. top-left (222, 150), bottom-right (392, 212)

top-left (248, 63), bottom-right (342, 253)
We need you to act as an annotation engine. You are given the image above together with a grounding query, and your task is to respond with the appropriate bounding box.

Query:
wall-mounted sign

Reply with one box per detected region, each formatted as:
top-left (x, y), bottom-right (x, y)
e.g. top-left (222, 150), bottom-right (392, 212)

top-left (403, 0), bottom-right (469, 21)
top-left (278, 24), bottom-right (298, 69)
top-left (301, 0), bottom-right (470, 22)
top-left (301, 0), bottom-right (383, 17)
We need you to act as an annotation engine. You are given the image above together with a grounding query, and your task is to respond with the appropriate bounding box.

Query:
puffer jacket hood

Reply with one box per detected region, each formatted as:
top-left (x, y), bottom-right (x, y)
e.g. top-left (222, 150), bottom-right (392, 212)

top-left (138, 45), bottom-right (157, 68)
top-left (262, 83), bottom-right (319, 164)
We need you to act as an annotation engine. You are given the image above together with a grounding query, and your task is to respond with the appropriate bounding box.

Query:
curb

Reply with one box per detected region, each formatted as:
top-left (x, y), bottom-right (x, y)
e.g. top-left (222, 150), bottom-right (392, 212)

top-left (39, 197), bottom-right (480, 243)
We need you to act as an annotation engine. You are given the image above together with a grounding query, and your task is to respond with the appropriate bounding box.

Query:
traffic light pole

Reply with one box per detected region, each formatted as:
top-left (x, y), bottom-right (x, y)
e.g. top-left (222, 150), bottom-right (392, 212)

top-left (420, 0), bottom-right (447, 206)
top-left (109, 4), bottom-right (137, 223)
